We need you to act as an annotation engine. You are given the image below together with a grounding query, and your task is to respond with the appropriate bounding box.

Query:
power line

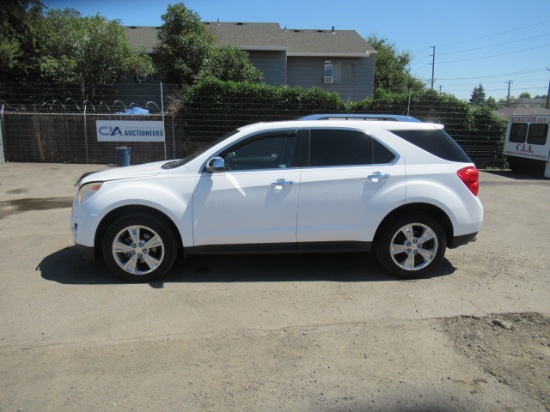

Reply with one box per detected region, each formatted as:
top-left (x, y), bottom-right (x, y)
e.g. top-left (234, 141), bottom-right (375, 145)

top-left (436, 19), bottom-right (550, 47)
top-left (436, 32), bottom-right (550, 56)
top-left (437, 43), bottom-right (550, 65)
top-left (437, 67), bottom-right (547, 81)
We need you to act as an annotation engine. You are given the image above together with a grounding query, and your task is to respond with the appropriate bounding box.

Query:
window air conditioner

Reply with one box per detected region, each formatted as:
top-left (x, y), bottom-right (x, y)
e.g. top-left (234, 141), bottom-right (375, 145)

top-left (324, 76), bottom-right (333, 84)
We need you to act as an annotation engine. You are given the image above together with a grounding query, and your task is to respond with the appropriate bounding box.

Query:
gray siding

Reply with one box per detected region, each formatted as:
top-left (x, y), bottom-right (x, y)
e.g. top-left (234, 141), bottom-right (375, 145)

top-left (287, 56), bottom-right (374, 102)
top-left (248, 51), bottom-right (287, 86)
top-left (101, 73), bottom-right (172, 112)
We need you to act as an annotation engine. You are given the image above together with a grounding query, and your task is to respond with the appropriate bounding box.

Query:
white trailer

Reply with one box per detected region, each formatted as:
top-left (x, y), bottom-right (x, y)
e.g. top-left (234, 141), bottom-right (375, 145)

top-left (503, 115), bottom-right (550, 178)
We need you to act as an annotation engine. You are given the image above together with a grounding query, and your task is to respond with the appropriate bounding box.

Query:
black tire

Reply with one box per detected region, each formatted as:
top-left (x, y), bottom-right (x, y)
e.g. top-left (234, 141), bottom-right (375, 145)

top-left (376, 214), bottom-right (446, 279)
top-left (102, 213), bottom-right (178, 282)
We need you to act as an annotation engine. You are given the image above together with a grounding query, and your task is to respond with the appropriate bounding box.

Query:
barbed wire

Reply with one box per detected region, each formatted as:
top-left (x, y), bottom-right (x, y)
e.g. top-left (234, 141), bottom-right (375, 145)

top-left (0, 98), bottom-right (165, 114)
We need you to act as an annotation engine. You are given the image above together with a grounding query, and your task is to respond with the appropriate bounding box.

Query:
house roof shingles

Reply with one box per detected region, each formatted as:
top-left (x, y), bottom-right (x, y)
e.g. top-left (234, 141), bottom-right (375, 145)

top-left (125, 22), bottom-right (375, 57)
top-left (204, 22), bottom-right (287, 51)
top-left (124, 26), bottom-right (159, 53)
top-left (283, 28), bottom-right (376, 56)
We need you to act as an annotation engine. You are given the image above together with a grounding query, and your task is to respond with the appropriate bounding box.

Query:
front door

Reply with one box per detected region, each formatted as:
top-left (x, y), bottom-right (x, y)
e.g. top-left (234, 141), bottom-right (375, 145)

top-left (192, 130), bottom-right (302, 248)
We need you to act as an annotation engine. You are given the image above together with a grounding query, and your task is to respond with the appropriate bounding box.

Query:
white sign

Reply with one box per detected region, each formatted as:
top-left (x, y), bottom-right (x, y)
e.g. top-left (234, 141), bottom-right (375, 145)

top-left (96, 120), bottom-right (165, 142)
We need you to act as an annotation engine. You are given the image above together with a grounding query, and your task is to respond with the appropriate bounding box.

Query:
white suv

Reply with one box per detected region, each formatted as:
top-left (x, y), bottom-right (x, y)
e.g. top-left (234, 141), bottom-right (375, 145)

top-left (72, 119), bottom-right (483, 281)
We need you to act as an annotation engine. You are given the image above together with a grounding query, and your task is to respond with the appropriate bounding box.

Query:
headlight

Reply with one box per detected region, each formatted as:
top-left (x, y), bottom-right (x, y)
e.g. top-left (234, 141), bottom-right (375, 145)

top-left (76, 182), bottom-right (103, 205)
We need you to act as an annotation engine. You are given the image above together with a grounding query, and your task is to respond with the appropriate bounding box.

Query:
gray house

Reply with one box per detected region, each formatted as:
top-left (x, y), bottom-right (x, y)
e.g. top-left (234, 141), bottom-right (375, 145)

top-left (495, 98), bottom-right (550, 119)
top-left (124, 22), bottom-right (376, 102)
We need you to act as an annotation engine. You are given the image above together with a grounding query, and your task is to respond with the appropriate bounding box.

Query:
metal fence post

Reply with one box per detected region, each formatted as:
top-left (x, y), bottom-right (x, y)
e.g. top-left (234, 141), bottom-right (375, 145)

top-left (83, 104), bottom-right (89, 164)
top-left (161, 82), bottom-right (167, 160)
top-left (0, 105), bottom-right (6, 163)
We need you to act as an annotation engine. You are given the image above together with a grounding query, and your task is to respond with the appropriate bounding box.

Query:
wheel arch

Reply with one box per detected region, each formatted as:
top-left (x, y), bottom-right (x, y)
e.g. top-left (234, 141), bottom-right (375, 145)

top-left (374, 203), bottom-right (454, 248)
top-left (94, 205), bottom-right (183, 260)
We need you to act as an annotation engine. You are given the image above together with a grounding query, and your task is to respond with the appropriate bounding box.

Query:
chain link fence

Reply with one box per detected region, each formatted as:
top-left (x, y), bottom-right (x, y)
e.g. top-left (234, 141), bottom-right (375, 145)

top-left (1, 111), bottom-right (183, 165)
top-left (0, 87), bottom-right (508, 169)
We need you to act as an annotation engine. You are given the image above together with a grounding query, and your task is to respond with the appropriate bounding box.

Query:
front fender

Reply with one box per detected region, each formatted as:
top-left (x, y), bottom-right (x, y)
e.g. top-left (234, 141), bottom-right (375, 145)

top-left (81, 176), bottom-right (197, 247)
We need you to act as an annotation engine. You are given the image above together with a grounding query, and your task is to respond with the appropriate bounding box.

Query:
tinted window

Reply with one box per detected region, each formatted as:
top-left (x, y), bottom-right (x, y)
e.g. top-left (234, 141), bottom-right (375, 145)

top-left (509, 123), bottom-right (528, 143)
top-left (219, 133), bottom-right (297, 171)
top-left (391, 129), bottom-right (471, 163)
top-left (373, 139), bottom-right (396, 164)
top-left (308, 129), bottom-right (395, 167)
top-left (526, 123), bottom-right (548, 145)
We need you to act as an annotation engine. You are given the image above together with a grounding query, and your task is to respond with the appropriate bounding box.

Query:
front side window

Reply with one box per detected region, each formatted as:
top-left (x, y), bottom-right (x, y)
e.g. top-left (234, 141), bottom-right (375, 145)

top-left (308, 129), bottom-right (395, 167)
top-left (219, 132), bottom-right (298, 171)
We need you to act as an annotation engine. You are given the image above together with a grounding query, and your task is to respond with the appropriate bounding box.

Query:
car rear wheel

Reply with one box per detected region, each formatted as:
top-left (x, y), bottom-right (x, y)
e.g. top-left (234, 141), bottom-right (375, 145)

top-left (102, 213), bottom-right (177, 282)
top-left (376, 214), bottom-right (446, 278)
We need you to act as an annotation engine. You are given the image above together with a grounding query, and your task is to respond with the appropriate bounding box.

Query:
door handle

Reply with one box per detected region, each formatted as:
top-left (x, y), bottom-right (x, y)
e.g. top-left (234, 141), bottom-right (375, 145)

top-left (368, 172), bottom-right (391, 182)
top-left (271, 180), bottom-right (294, 187)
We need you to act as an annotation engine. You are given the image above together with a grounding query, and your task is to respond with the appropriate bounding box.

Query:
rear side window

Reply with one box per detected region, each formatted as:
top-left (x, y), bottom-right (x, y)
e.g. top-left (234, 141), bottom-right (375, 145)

top-left (391, 129), bottom-right (471, 162)
top-left (308, 129), bottom-right (395, 167)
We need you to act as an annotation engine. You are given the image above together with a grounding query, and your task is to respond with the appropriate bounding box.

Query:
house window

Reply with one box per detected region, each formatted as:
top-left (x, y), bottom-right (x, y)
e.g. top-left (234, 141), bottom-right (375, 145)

top-left (334, 61), bottom-right (357, 84)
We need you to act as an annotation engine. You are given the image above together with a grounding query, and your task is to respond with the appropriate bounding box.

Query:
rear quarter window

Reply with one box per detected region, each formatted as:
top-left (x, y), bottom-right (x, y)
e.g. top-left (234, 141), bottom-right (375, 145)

top-left (390, 129), bottom-right (471, 163)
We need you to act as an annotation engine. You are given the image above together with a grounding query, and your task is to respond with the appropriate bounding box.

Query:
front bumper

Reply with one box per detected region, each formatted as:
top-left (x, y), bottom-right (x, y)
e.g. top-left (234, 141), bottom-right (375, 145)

top-left (71, 204), bottom-right (102, 259)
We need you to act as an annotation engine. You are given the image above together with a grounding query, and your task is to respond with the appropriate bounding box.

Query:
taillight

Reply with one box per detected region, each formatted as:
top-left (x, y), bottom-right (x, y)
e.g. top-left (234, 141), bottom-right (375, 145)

top-left (457, 166), bottom-right (479, 196)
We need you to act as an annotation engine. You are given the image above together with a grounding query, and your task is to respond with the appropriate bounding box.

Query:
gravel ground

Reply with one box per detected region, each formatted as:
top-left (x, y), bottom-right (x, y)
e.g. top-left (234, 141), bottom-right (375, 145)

top-left (0, 163), bottom-right (549, 411)
top-left (445, 312), bottom-right (550, 411)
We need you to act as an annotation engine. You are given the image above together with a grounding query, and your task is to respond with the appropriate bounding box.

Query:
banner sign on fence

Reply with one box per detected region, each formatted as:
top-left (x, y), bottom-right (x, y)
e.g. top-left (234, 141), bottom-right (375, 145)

top-left (96, 120), bottom-right (165, 142)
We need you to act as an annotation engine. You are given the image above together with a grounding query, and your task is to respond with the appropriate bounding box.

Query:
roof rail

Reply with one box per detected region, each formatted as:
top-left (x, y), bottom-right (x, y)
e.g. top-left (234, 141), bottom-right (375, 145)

top-left (299, 113), bottom-right (422, 122)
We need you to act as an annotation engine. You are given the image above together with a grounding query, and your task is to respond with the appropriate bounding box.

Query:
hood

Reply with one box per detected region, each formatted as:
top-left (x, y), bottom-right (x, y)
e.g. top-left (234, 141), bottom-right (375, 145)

top-left (77, 160), bottom-right (168, 186)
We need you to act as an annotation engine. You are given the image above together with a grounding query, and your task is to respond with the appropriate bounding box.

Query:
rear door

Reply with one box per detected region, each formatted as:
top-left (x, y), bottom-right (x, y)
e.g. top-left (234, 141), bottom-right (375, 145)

top-left (296, 128), bottom-right (407, 248)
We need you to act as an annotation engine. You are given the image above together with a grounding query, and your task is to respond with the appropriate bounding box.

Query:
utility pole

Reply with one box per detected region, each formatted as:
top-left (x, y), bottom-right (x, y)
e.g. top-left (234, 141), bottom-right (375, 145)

top-left (546, 80), bottom-right (549, 109)
top-left (546, 68), bottom-right (549, 109)
top-left (506, 80), bottom-right (513, 106)
top-left (430, 46), bottom-right (435, 89)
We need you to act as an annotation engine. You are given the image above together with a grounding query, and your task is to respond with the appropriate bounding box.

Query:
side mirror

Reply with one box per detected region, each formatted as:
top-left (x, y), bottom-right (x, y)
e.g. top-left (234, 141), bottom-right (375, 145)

top-left (206, 157), bottom-right (225, 173)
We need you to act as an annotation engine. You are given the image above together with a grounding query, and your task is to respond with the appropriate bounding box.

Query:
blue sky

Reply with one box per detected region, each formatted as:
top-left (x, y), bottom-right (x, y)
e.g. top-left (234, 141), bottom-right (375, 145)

top-left (42, 0), bottom-right (550, 101)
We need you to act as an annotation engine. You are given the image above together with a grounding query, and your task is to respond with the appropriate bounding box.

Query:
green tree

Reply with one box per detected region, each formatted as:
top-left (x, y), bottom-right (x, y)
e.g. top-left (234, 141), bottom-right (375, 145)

top-left (486, 96), bottom-right (499, 110)
top-left (33, 8), bottom-right (155, 99)
top-left (469, 83), bottom-right (486, 106)
top-left (206, 46), bottom-right (263, 83)
top-left (0, 1), bottom-right (42, 84)
top-left (154, 3), bottom-right (213, 84)
top-left (518, 92), bottom-right (531, 99)
top-left (0, 29), bottom-right (21, 72)
top-left (366, 34), bottom-right (424, 95)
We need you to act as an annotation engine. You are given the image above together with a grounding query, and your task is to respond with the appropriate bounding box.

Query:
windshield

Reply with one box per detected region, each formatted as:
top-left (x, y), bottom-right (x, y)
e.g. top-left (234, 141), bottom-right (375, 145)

top-left (162, 130), bottom-right (239, 169)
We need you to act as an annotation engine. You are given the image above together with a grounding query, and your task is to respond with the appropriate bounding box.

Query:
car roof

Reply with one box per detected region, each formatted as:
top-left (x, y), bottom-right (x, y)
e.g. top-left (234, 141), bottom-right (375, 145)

top-left (298, 113), bottom-right (422, 122)
top-left (236, 119), bottom-right (442, 135)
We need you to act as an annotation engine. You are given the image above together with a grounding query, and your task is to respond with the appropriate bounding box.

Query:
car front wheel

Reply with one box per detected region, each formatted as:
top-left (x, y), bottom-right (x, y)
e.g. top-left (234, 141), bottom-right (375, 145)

top-left (102, 213), bottom-right (177, 282)
top-left (376, 214), bottom-right (446, 278)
